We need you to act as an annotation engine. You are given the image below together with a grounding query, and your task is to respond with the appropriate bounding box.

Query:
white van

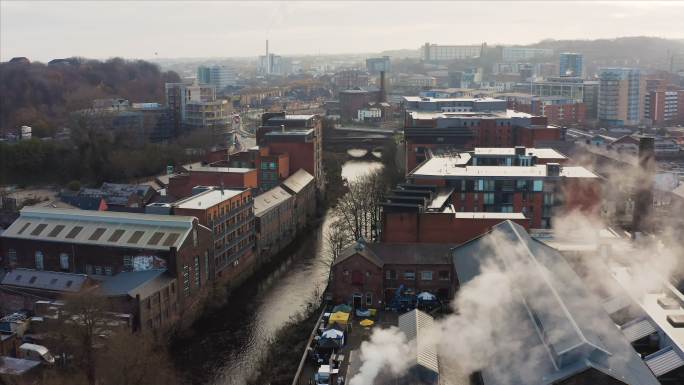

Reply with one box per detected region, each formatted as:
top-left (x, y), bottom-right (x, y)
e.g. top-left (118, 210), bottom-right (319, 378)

top-left (19, 343), bottom-right (55, 365)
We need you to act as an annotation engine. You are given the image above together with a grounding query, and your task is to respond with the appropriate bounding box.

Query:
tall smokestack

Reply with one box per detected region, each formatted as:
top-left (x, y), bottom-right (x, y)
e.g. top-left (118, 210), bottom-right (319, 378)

top-left (265, 39), bottom-right (270, 75)
top-left (632, 136), bottom-right (655, 236)
top-left (379, 70), bottom-right (386, 103)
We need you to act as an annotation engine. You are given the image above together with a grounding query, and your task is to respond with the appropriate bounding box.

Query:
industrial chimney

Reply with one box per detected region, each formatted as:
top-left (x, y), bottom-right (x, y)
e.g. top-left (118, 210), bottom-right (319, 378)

top-left (378, 70), bottom-right (386, 103)
top-left (632, 136), bottom-right (655, 236)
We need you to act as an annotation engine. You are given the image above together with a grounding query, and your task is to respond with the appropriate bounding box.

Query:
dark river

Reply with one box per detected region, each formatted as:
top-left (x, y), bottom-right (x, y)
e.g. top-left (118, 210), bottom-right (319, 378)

top-left (177, 158), bottom-right (382, 385)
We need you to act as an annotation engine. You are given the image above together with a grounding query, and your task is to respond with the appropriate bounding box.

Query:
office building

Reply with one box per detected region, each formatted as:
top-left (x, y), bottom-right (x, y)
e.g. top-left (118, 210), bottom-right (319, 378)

top-left (598, 67), bottom-right (646, 126)
top-left (365, 56), bottom-right (391, 74)
top-left (197, 65), bottom-right (237, 90)
top-left (422, 43), bottom-right (482, 61)
top-left (502, 47), bottom-right (553, 62)
top-left (559, 52), bottom-right (583, 77)
top-left (531, 77), bottom-right (599, 120)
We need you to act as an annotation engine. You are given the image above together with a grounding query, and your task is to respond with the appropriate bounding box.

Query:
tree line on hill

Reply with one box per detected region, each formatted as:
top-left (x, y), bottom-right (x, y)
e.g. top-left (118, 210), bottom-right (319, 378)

top-left (0, 57), bottom-right (180, 137)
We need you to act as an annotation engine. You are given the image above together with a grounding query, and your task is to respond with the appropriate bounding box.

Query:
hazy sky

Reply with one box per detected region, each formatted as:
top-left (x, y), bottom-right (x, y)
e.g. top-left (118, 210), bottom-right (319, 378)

top-left (2, 1), bottom-right (684, 62)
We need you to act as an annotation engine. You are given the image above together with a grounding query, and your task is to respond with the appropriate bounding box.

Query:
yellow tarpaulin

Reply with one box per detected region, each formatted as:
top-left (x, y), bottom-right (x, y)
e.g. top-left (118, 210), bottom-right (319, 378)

top-left (360, 319), bottom-right (374, 327)
top-left (329, 311), bottom-right (350, 326)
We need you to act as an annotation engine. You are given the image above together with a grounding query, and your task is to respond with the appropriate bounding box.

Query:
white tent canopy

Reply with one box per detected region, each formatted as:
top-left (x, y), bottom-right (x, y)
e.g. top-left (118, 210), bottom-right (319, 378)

top-left (417, 292), bottom-right (437, 301)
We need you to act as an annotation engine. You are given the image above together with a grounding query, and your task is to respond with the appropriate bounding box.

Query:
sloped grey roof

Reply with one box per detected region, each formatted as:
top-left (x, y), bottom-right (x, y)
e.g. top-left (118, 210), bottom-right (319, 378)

top-left (98, 269), bottom-right (173, 299)
top-left (398, 309), bottom-right (439, 375)
top-left (452, 220), bottom-right (660, 385)
top-left (1, 207), bottom-right (195, 251)
top-left (281, 169), bottom-right (314, 194)
top-left (1, 268), bottom-right (88, 293)
top-left (334, 241), bottom-right (384, 268)
top-left (333, 242), bottom-right (455, 268)
top-left (254, 186), bottom-right (292, 217)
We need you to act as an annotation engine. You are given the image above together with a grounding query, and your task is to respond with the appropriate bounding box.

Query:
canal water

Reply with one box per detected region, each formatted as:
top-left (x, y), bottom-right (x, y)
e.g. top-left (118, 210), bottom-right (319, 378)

top-left (204, 158), bottom-right (383, 385)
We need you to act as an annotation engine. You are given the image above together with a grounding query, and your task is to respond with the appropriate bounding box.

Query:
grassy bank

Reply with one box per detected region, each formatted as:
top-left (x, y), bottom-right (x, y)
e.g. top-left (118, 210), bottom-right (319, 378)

top-left (247, 299), bottom-right (324, 385)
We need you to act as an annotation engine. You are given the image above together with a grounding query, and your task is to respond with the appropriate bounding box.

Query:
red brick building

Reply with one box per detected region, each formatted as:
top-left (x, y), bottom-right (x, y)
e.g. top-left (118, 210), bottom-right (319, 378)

top-left (402, 148), bottom-right (601, 229)
top-left (330, 241), bottom-right (455, 308)
top-left (258, 113), bottom-right (323, 191)
top-left (172, 187), bottom-right (254, 285)
top-left (227, 146), bottom-right (290, 192)
top-left (167, 165), bottom-right (257, 200)
top-left (403, 108), bottom-right (559, 172)
top-left (0, 207), bottom-right (213, 329)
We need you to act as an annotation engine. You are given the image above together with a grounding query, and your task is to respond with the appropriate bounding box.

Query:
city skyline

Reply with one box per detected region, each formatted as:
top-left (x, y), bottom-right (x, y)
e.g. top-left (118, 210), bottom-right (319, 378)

top-left (2, 1), bottom-right (684, 62)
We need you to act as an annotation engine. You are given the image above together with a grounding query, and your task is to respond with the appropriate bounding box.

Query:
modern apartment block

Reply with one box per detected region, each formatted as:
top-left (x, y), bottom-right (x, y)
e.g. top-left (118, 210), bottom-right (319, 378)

top-left (559, 52), bottom-right (583, 77)
top-left (402, 97), bottom-right (559, 172)
top-left (530, 76), bottom-right (599, 119)
top-left (422, 42), bottom-right (482, 61)
top-left (643, 79), bottom-right (684, 126)
top-left (172, 187), bottom-right (255, 284)
top-left (598, 67), bottom-right (645, 126)
top-left (400, 147), bottom-right (600, 229)
top-left (165, 80), bottom-right (233, 143)
top-left (197, 65), bottom-right (237, 90)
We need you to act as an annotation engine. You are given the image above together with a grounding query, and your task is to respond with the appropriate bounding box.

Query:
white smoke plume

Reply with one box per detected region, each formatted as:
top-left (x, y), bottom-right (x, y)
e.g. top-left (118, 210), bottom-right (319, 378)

top-left (349, 327), bottom-right (414, 385)
top-left (348, 144), bottom-right (684, 385)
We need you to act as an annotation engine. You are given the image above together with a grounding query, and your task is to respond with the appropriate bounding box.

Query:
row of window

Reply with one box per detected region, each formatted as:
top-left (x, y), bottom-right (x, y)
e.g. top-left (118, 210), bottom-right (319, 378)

top-left (385, 270), bottom-right (450, 281)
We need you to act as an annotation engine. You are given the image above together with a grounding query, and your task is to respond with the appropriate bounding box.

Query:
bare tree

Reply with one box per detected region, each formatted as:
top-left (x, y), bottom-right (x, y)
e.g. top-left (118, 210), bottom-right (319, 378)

top-left (333, 170), bottom-right (386, 241)
top-left (56, 292), bottom-right (110, 385)
top-left (321, 217), bottom-right (354, 283)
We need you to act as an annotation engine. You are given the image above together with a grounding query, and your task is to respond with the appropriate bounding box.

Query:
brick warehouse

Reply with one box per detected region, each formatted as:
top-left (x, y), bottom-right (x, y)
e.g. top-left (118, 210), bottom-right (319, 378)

top-left (330, 241), bottom-right (455, 308)
top-left (402, 96), bottom-right (560, 172)
top-left (402, 147), bottom-right (600, 229)
top-left (0, 207), bottom-right (213, 329)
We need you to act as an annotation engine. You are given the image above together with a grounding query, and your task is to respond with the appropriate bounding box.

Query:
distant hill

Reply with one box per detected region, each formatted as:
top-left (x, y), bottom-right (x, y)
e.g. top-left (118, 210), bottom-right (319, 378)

top-left (0, 57), bottom-right (180, 136)
top-left (526, 36), bottom-right (684, 71)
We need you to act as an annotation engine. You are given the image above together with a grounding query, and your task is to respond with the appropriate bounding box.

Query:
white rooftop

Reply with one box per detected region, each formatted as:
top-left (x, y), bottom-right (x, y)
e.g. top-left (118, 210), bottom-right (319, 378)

top-left (411, 158), bottom-right (598, 179)
top-left (452, 212), bottom-right (526, 219)
top-left (174, 189), bottom-right (244, 210)
top-left (409, 109), bottom-right (533, 120)
top-left (474, 147), bottom-right (567, 159)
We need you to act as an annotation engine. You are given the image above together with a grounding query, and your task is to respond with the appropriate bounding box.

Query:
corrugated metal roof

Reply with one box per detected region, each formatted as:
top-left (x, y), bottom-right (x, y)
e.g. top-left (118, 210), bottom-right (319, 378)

top-left (645, 346), bottom-right (684, 377)
top-left (98, 269), bottom-right (173, 299)
top-left (620, 317), bottom-right (658, 342)
top-left (1, 207), bottom-right (194, 251)
top-left (1, 268), bottom-right (88, 293)
top-left (452, 220), bottom-right (660, 385)
top-left (398, 309), bottom-right (439, 375)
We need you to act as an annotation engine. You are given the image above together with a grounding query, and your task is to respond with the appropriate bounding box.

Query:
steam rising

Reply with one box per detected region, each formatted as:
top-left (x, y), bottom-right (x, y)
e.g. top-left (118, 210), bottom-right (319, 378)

top-left (349, 211), bottom-right (683, 385)
top-left (348, 148), bottom-right (683, 385)
top-left (350, 327), bottom-right (414, 385)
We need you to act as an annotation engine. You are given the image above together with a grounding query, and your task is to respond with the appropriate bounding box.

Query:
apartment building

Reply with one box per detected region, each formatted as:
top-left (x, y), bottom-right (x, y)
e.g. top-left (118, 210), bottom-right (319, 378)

top-left (400, 147), bottom-right (600, 229)
top-left (253, 186), bottom-right (294, 261)
top-left (165, 80), bottom-right (233, 142)
top-left (598, 67), bottom-right (646, 126)
top-left (402, 97), bottom-right (559, 172)
top-left (172, 187), bottom-right (254, 284)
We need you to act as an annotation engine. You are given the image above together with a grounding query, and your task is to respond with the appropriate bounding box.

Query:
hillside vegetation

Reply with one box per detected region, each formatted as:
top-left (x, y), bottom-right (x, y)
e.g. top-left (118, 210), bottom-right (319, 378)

top-left (0, 57), bottom-right (180, 136)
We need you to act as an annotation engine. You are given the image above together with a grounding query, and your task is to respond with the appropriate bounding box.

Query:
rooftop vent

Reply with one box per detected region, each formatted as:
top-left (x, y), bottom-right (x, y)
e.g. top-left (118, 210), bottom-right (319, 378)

top-left (667, 314), bottom-right (684, 328)
top-left (657, 296), bottom-right (680, 310)
top-left (515, 146), bottom-right (526, 156)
